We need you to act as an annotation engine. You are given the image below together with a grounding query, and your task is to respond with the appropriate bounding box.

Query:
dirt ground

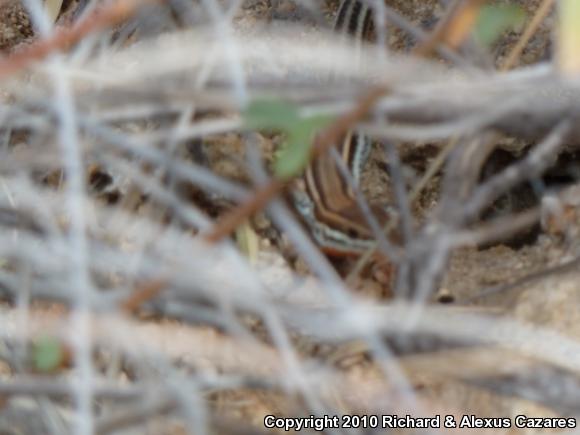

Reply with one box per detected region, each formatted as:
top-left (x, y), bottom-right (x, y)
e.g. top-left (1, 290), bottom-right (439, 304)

top-left (1, 0), bottom-right (579, 433)
top-left (208, 0), bottom-right (580, 426)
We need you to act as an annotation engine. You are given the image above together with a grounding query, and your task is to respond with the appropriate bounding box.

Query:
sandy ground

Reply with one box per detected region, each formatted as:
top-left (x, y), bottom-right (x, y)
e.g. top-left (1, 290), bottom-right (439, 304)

top-left (1, 0), bottom-right (579, 433)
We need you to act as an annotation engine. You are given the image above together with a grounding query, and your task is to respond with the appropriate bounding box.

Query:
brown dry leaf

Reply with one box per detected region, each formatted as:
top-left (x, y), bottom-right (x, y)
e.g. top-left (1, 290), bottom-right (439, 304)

top-left (415, 0), bottom-right (486, 56)
top-left (443, 0), bottom-right (486, 49)
top-left (121, 279), bottom-right (167, 314)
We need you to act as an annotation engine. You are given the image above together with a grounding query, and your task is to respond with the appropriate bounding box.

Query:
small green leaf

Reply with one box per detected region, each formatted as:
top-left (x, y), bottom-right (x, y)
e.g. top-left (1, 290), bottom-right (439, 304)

top-left (474, 4), bottom-right (526, 46)
top-left (274, 115), bottom-right (333, 179)
top-left (33, 336), bottom-right (64, 372)
top-left (244, 98), bottom-right (334, 179)
top-left (274, 130), bottom-right (313, 180)
top-left (243, 99), bottom-right (300, 130)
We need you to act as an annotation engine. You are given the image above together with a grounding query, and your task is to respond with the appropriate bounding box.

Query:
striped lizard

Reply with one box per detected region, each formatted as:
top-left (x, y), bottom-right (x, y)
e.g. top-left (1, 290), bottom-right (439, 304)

top-left (291, 0), bottom-right (399, 257)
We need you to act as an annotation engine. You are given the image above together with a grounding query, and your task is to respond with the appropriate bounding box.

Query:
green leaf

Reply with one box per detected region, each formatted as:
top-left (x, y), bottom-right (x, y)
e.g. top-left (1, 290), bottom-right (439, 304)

top-left (244, 98), bottom-right (334, 179)
top-left (243, 99), bottom-right (300, 130)
top-left (274, 130), bottom-right (313, 180)
top-left (274, 115), bottom-right (333, 179)
top-left (33, 336), bottom-right (64, 372)
top-left (474, 4), bottom-right (526, 46)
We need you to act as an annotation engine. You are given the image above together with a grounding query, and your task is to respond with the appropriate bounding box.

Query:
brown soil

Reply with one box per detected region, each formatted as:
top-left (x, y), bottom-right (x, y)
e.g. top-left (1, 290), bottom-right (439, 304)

top-left (2, 0), bottom-right (576, 433)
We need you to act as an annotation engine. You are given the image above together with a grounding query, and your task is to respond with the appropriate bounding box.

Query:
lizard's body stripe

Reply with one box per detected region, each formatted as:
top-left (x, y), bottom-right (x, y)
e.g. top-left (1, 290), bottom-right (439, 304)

top-left (293, 0), bottom-right (392, 256)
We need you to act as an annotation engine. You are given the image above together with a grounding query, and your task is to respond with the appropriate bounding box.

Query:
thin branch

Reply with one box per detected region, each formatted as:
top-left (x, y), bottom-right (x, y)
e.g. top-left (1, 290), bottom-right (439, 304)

top-left (203, 85), bottom-right (391, 243)
top-left (463, 119), bottom-right (572, 221)
top-left (500, 0), bottom-right (556, 71)
top-left (0, 0), bottom-right (164, 80)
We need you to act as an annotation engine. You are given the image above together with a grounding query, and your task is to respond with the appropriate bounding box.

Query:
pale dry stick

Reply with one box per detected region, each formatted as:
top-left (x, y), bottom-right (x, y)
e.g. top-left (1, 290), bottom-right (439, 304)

top-left (0, 378), bottom-right (144, 400)
top-left (162, 363), bottom-right (211, 435)
top-left (249, 139), bottom-right (420, 417)
top-left (347, 0), bottom-right (550, 283)
top-left (398, 348), bottom-right (542, 381)
top-left (360, 92), bottom-right (535, 143)
top-left (75, 61), bottom-right (577, 145)
top-left (160, 0), bottom-right (241, 175)
top-left (402, 137), bottom-right (516, 306)
top-left (6, 298), bottom-right (580, 417)
top-left (164, 143), bottom-right (336, 419)
top-left (381, 3), bottom-right (475, 68)
top-left (409, 136), bottom-right (460, 203)
top-left (203, 85), bottom-right (390, 244)
top-left (21, 0), bottom-right (103, 426)
top-left (22, 0), bottom-right (58, 35)
top-left (0, 304), bottom-right (567, 374)
top-left (369, 0), bottom-right (389, 59)
top-left (468, 365), bottom-right (580, 414)
top-left (80, 117), bottom-right (249, 201)
top-left (92, 102), bottom-right (191, 123)
top-left (192, 0), bottom-right (245, 92)
top-left (405, 7), bottom-right (548, 205)
top-left (243, 141), bottom-right (377, 418)
top-left (100, 348), bottom-right (267, 434)
top-left (2, 219), bottom-right (286, 354)
top-left (347, 93), bottom-right (528, 285)
top-left (0, 190), bottom-right (275, 310)
top-left (244, 138), bottom-right (348, 293)
top-left (465, 253), bottom-right (580, 303)
top-left (500, 0), bottom-right (556, 71)
top-left (0, 307), bottom-right (449, 428)
top-left (450, 206), bottom-right (541, 248)
top-left (95, 398), bottom-right (177, 435)
top-left (402, 0), bottom-right (557, 270)
top-left (462, 119), bottom-right (572, 220)
top-left (49, 55), bottom-right (95, 435)
top-left (43, 35), bottom-right (212, 434)
top-left (408, 131), bottom-right (498, 216)
top-left (152, 105), bottom-right (197, 224)
top-left (405, 137), bottom-right (498, 303)
top-left (384, 140), bottom-right (414, 242)
top-left (288, 303), bottom-right (580, 374)
top-left (200, 0), bottom-right (247, 106)
top-left (0, 0), bottom-right (164, 80)
top-left (11, 93), bottom-right (208, 432)
top-left (140, 117), bottom-right (243, 144)
top-left (0, 205), bottom-right (45, 235)
top-left (400, 347), bottom-right (580, 413)
top-left (2, 10), bottom-right (560, 430)
top-left (258, 144), bottom-right (422, 410)
top-left (408, 133), bottom-right (498, 221)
